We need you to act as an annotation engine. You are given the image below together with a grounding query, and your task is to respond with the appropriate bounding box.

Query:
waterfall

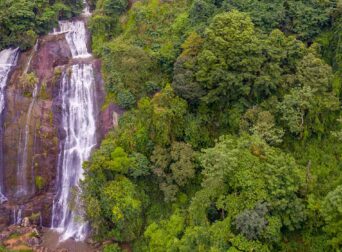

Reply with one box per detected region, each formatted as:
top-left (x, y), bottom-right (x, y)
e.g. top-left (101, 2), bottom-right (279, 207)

top-left (0, 49), bottom-right (19, 109)
top-left (54, 21), bottom-right (91, 59)
top-left (16, 85), bottom-right (39, 197)
top-left (13, 206), bottom-right (23, 225)
top-left (0, 48), bottom-right (19, 203)
top-left (51, 4), bottom-right (97, 241)
top-left (0, 48), bottom-right (19, 116)
top-left (82, 0), bottom-right (91, 17)
top-left (52, 64), bottom-right (96, 241)
top-left (24, 40), bottom-right (38, 74)
top-left (16, 42), bottom-right (39, 198)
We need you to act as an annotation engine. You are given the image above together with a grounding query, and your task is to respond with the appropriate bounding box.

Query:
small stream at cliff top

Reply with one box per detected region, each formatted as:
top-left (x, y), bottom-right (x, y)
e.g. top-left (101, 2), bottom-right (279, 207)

top-left (51, 3), bottom-right (97, 241)
top-left (0, 48), bottom-right (19, 203)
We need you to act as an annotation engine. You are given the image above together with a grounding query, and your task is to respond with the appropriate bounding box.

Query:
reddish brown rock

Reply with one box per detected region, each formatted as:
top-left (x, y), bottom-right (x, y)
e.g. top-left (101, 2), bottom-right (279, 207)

top-left (33, 35), bottom-right (71, 81)
top-left (0, 34), bottom-right (73, 227)
top-left (0, 222), bottom-right (42, 251)
top-left (0, 15), bottom-right (107, 237)
top-left (100, 104), bottom-right (124, 137)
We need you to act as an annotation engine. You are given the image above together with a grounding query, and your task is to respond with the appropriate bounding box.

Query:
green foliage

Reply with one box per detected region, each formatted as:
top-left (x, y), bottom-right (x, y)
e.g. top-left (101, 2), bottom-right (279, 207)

top-left (192, 135), bottom-right (306, 230)
top-left (129, 152), bottom-right (150, 178)
top-left (0, 246), bottom-right (9, 252)
top-left (107, 147), bottom-right (132, 173)
top-left (102, 0), bottom-right (128, 16)
top-left (332, 117), bottom-right (342, 141)
top-left (101, 40), bottom-right (165, 106)
top-left (233, 203), bottom-right (269, 240)
top-left (89, 14), bottom-right (120, 55)
top-left (173, 11), bottom-right (309, 123)
top-left (144, 211), bottom-right (185, 251)
top-left (102, 176), bottom-right (143, 241)
top-left (121, 0), bottom-right (189, 63)
top-left (277, 53), bottom-right (339, 138)
top-left (83, 85), bottom-right (189, 240)
top-left (321, 185), bottom-right (342, 249)
top-left (316, 5), bottom-right (342, 100)
top-left (82, 0), bottom-right (341, 250)
top-left (89, 0), bottom-right (128, 55)
top-left (221, 0), bottom-right (336, 41)
top-left (151, 141), bottom-right (196, 202)
top-left (174, 11), bottom-right (338, 140)
top-left (19, 72), bottom-right (38, 96)
top-left (34, 176), bottom-right (45, 191)
top-left (188, 0), bottom-right (217, 26)
top-left (116, 89), bottom-right (136, 109)
top-left (0, 0), bottom-right (82, 50)
top-left (240, 107), bottom-right (284, 145)
top-left (103, 243), bottom-right (122, 252)
top-left (114, 85), bottom-right (188, 151)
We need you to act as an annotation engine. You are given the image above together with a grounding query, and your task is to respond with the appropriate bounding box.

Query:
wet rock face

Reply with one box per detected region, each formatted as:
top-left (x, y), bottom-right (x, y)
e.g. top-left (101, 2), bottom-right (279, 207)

top-left (0, 32), bottom-right (93, 228)
top-left (33, 35), bottom-right (71, 82)
top-left (0, 206), bottom-right (11, 228)
top-left (2, 36), bottom-right (67, 201)
top-left (100, 103), bottom-right (124, 138)
top-left (93, 59), bottom-right (123, 138)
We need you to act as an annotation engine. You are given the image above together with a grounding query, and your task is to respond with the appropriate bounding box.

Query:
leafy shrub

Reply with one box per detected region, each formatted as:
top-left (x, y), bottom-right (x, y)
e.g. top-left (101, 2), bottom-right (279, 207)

top-left (35, 176), bottom-right (45, 191)
top-left (117, 89), bottom-right (136, 109)
top-left (103, 243), bottom-right (122, 252)
top-left (0, 0), bottom-right (82, 50)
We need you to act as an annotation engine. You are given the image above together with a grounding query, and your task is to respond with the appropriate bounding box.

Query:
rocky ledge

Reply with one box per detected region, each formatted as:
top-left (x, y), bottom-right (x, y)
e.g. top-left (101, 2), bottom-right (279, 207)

top-left (0, 217), bottom-right (99, 252)
top-left (0, 217), bottom-right (42, 251)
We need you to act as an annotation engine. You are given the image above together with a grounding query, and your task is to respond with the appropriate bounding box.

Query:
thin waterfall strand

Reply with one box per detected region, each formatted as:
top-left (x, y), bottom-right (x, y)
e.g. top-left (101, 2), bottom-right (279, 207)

top-left (16, 42), bottom-right (39, 198)
top-left (0, 48), bottom-right (19, 114)
top-left (0, 48), bottom-right (19, 203)
top-left (16, 85), bottom-right (39, 197)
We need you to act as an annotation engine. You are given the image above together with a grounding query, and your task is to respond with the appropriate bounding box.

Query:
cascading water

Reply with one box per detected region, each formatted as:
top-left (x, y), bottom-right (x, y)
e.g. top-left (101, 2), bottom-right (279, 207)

top-left (82, 0), bottom-right (91, 17)
top-left (16, 42), bottom-right (39, 198)
top-left (52, 21), bottom-right (91, 59)
top-left (24, 40), bottom-right (38, 74)
top-left (0, 48), bottom-right (19, 203)
top-left (52, 2), bottom-right (97, 241)
top-left (0, 48), bottom-right (19, 114)
top-left (52, 64), bottom-right (96, 241)
top-left (13, 207), bottom-right (23, 225)
top-left (16, 85), bottom-right (39, 197)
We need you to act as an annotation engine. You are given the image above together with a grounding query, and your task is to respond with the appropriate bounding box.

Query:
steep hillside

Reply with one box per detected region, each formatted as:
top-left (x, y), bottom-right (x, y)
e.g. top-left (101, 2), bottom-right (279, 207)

top-left (82, 0), bottom-right (342, 251)
top-left (0, 0), bottom-right (341, 251)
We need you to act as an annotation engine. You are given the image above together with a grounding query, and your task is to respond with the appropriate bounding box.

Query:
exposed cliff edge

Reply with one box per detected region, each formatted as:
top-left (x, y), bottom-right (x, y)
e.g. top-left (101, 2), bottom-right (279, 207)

top-left (0, 19), bottom-right (117, 233)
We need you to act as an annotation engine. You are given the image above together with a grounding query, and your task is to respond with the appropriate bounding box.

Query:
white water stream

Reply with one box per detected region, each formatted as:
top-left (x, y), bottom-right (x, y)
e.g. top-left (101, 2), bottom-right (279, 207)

top-left (82, 0), bottom-right (91, 17)
top-left (24, 40), bottom-right (38, 74)
top-left (52, 64), bottom-right (96, 241)
top-left (0, 48), bottom-right (19, 116)
top-left (52, 1), bottom-right (97, 241)
top-left (0, 48), bottom-right (19, 203)
top-left (16, 42), bottom-right (39, 198)
top-left (51, 21), bottom-right (91, 59)
top-left (16, 85), bottom-right (39, 197)
top-left (13, 207), bottom-right (23, 225)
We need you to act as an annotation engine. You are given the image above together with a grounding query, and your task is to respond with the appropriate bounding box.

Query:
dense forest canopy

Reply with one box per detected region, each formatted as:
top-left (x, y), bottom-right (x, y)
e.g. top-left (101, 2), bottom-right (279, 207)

top-left (2, 0), bottom-right (341, 251)
top-left (0, 0), bottom-right (83, 50)
top-left (81, 0), bottom-right (342, 251)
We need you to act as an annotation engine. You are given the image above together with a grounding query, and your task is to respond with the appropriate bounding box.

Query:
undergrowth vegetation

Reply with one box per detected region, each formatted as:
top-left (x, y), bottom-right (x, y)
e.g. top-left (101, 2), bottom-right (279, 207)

top-left (81, 0), bottom-right (341, 251)
top-left (0, 0), bottom-right (84, 50)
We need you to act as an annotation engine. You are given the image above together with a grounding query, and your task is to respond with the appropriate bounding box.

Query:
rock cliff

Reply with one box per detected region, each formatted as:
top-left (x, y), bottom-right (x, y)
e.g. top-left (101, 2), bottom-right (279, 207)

top-left (0, 24), bottom-right (115, 230)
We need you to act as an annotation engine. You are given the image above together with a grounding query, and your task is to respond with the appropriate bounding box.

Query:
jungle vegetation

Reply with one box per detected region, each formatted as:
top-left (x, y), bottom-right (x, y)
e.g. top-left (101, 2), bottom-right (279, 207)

top-left (4, 0), bottom-right (341, 251)
top-left (82, 0), bottom-right (342, 251)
